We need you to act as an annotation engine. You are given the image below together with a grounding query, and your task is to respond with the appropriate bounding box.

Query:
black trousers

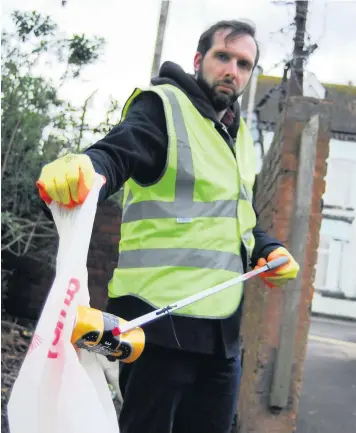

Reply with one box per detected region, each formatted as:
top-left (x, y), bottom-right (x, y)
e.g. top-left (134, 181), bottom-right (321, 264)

top-left (119, 344), bottom-right (241, 433)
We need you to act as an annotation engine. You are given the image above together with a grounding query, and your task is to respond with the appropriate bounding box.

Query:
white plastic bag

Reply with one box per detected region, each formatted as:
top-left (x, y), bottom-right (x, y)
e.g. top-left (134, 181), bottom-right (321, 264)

top-left (8, 174), bottom-right (120, 433)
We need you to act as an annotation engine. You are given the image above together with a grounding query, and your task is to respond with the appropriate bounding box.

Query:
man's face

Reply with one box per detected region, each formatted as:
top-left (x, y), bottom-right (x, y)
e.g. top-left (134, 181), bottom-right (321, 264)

top-left (194, 29), bottom-right (257, 112)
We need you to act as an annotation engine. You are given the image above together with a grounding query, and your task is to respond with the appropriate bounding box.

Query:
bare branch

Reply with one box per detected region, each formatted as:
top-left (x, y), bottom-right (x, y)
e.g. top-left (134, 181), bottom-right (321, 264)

top-left (76, 89), bottom-right (97, 151)
top-left (1, 320), bottom-right (33, 333)
top-left (1, 233), bottom-right (28, 252)
top-left (23, 214), bottom-right (41, 255)
top-left (1, 118), bottom-right (21, 181)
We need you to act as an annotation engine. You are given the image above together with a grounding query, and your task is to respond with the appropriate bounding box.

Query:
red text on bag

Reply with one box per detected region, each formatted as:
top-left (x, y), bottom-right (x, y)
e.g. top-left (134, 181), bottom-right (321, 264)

top-left (48, 278), bottom-right (80, 359)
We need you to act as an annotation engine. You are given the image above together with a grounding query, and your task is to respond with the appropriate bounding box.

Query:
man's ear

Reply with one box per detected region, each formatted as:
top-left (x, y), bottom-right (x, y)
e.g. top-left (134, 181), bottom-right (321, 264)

top-left (193, 52), bottom-right (202, 73)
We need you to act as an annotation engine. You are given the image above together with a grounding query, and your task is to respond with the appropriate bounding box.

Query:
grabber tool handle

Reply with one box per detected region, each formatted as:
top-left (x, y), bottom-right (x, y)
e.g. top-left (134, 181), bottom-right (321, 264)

top-left (119, 256), bottom-right (289, 334)
top-left (265, 256), bottom-right (289, 271)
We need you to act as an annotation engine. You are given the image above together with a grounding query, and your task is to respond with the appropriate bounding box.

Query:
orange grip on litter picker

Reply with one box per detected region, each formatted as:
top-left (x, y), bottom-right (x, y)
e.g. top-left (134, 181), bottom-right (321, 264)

top-left (71, 306), bottom-right (145, 363)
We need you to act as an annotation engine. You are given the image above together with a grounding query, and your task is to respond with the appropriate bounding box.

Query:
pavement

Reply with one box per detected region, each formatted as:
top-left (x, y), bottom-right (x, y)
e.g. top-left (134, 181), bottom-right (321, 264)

top-left (296, 316), bottom-right (356, 433)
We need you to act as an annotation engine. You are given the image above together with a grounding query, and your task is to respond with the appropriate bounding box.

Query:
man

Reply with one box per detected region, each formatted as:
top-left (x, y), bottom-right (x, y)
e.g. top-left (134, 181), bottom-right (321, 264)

top-left (37, 20), bottom-right (299, 433)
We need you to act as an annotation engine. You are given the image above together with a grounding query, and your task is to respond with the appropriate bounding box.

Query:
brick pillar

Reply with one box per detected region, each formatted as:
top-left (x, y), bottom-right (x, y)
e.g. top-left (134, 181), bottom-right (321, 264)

top-left (237, 97), bottom-right (331, 433)
top-left (87, 201), bottom-right (122, 311)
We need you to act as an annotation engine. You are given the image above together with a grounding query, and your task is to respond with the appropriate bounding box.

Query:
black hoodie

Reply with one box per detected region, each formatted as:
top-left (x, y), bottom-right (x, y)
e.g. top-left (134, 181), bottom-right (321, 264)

top-left (84, 62), bottom-right (283, 358)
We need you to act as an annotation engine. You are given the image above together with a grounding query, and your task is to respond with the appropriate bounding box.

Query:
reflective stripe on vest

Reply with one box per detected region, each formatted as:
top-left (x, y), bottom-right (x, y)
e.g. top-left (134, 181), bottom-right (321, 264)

top-left (118, 248), bottom-right (243, 274)
top-left (239, 183), bottom-right (254, 259)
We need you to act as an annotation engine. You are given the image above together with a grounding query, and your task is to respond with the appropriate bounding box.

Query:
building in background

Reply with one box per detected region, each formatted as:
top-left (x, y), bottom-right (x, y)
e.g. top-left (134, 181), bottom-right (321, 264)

top-left (241, 74), bottom-right (356, 319)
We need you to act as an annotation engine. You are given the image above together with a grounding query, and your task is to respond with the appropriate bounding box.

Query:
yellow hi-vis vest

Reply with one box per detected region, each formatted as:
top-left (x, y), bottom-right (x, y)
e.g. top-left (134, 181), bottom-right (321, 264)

top-left (108, 84), bottom-right (257, 318)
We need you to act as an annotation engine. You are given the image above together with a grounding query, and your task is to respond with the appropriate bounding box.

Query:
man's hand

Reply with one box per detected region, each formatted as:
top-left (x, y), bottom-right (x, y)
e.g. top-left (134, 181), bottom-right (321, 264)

top-left (255, 247), bottom-right (299, 288)
top-left (37, 154), bottom-right (95, 208)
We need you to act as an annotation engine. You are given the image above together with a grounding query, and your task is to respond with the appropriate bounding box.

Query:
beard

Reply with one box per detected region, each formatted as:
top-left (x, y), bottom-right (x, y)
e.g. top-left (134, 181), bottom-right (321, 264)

top-left (196, 68), bottom-right (240, 112)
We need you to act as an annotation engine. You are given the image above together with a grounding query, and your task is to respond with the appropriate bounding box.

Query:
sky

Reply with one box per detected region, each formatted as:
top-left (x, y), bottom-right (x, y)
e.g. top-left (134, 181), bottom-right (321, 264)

top-left (2, 0), bottom-right (356, 122)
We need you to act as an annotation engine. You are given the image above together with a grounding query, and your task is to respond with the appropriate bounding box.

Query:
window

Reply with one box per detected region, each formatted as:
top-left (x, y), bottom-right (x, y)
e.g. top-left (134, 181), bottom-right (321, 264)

top-left (315, 236), bottom-right (351, 295)
top-left (314, 237), bottom-right (330, 290)
top-left (324, 159), bottom-right (356, 209)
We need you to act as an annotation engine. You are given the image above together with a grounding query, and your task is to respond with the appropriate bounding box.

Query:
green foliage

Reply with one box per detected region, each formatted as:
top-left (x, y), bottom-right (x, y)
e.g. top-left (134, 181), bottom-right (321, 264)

top-left (1, 10), bottom-right (121, 261)
top-left (68, 34), bottom-right (104, 66)
top-left (12, 10), bottom-right (57, 41)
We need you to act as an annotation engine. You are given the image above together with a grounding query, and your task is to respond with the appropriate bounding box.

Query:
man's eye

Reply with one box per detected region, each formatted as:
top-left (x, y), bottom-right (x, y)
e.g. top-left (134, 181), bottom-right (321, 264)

top-left (216, 52), bottom-right (230, 62)
top-left (238, 60), bottom-right (252, 70)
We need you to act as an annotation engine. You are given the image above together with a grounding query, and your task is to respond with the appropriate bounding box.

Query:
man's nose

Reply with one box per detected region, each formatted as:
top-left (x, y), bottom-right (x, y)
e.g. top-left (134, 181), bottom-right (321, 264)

top-left (224, 61), bottom-right (238, 80)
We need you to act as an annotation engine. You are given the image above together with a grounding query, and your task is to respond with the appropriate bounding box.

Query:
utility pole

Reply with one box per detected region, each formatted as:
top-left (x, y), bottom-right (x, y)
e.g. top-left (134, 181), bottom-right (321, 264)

top-left (151, 0), bottom-right (171, 79)
top-left (246, 66), bottom-right (262, 130)
top-left (278, 61), bottom-right (290, 113)
top-left (288, 1), bottom-right (309, 96)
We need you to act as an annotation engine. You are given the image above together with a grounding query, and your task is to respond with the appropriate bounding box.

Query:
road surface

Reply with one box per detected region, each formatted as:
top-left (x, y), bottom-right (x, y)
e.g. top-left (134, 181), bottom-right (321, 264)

top-left (296, 316), bottom-right (356, 433)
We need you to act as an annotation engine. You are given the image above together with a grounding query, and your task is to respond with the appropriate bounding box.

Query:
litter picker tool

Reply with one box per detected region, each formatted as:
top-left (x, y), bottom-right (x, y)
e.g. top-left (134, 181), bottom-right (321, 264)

top-left (71, 256), bottom-right (288, 363)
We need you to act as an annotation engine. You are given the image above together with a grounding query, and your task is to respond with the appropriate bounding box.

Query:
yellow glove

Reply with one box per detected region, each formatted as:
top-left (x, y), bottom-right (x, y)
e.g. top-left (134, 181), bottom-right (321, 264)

top-left (37, 154), bottom-right (95, 208)
top-left (255, 247), bottom-right (299, 288)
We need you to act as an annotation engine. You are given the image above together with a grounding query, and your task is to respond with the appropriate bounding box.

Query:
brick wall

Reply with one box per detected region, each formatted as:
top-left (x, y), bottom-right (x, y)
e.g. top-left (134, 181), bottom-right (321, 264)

top-left (237, 97), bottom-right (331, 433)
top-left (87, 201), bottom-right (122, 311)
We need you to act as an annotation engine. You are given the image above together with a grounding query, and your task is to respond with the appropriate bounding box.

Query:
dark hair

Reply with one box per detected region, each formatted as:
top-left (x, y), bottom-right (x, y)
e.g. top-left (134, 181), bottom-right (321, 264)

top-left (197, 20), bottom-right (260, 66)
